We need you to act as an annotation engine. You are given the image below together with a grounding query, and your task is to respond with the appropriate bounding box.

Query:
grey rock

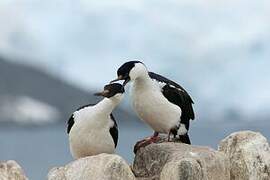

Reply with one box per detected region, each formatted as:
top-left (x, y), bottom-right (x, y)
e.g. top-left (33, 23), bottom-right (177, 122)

top-left (133, 140), bottom-right (230, 180)
top-left (48, 153), bottom-right (135, 180)
top-left (219, 130), bottom-right (270, 180)
top-left (0, 160), bottom-right (28, 180)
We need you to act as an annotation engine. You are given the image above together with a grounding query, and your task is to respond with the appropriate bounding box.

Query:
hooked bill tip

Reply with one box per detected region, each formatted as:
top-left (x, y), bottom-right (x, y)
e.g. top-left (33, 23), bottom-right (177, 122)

top-left (110, 75), bottom-right (123, 84)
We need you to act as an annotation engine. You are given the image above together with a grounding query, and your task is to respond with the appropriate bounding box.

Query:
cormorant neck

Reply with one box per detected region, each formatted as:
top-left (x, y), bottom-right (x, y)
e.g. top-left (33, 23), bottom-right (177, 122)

top-left (95, 97), bottom-right (120, 115)
top-left (130, 63), bottom-right (149, 81)
top-left (133, 73), bottom-right (154, 89)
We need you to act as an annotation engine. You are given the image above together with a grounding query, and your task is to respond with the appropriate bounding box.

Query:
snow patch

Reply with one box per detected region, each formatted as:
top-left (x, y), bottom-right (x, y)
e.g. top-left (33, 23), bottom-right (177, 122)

top-left (0, 96), bottom-right (60, 124)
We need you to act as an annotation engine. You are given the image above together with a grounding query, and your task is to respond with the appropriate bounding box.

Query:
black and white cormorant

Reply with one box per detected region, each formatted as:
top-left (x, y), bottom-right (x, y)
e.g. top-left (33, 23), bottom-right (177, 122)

top-left (111, 61), bottom-right (195, 147)
top-left (67, 83), bottom-right (124, 159)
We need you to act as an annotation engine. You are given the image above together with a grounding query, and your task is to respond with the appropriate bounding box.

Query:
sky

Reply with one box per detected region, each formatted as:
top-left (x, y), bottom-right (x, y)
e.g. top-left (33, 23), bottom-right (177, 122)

top-left (0, 0), bottom-right (270, 122)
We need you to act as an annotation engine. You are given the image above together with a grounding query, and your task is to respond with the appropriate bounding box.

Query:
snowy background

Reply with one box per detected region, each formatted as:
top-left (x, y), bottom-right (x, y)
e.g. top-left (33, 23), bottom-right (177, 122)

top-left (0, 0), bottom-right (270, 179)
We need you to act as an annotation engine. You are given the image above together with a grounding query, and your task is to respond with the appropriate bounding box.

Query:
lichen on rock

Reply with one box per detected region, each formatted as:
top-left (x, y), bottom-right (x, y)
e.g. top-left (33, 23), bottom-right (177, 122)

top-left (133, 139), bottom-right (230, 180)
top-left (0, 160), bottom-right (28, 180)
top-left (219, 130), bottom-right (270, 180)
top-left (48, 153), bottom-right (135, 180)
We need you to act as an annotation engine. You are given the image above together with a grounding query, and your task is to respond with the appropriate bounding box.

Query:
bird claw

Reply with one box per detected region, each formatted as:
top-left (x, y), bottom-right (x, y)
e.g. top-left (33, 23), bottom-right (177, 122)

top-left (133, 136), bottom-right (160, 154)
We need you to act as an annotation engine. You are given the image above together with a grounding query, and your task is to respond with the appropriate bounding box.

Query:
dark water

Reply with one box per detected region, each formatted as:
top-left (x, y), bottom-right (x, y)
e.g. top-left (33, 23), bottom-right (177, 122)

top-left (0, 121), bottom-right (269, 179)
top-left (0, 123), bottom-right (152, 179)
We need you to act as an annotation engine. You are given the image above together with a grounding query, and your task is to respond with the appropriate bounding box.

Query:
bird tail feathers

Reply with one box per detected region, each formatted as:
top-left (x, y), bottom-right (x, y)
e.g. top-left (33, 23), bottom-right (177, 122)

top-left (179, 134), bottom-right (191, 144)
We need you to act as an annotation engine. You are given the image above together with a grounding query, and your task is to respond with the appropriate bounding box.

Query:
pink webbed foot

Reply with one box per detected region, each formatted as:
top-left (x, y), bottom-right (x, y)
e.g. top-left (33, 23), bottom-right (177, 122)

top-left (134, 132), bottom-right (160, 153)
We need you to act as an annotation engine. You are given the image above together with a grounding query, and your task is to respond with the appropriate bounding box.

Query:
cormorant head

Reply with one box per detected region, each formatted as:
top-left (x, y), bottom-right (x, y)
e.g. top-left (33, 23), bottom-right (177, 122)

top-left (94, 83), bottom-right (125, 100)
top-left (110, 61), bottom-right (147, 87)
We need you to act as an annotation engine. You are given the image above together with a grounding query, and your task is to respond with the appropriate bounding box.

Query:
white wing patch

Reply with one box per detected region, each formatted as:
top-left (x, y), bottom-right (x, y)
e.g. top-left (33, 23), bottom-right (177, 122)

top-left (174, 86), bottom-right (185, 93)
top-left (109, 116), bottom-right (115, 128)
top-left (151, 79), bottom-right (167, 90)
top-left (177, 123), bottom-right (188, 135)
top-left (151, 79), bottom-right (185, 94)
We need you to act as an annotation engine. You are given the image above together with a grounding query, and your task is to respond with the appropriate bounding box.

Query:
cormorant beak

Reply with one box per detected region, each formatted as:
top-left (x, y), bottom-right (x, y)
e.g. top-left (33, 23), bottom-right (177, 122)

top-left (110, 75), bottom-right (124, 84)
top-left (122, 78), bottom-right (130, 87)
top-left (110, 75), bottom-right (130, 87)
top-left (94, 90), bottom-right (110, 97)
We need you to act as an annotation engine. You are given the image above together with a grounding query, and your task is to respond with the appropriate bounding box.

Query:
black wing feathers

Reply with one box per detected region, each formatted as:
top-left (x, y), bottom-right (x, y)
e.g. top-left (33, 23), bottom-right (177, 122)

top-left (109, 114), bottom-right (118, 147)
top-left (149, 72), bottom-right (195, 126)
top-left (67, 115), bottom-right (74, 134)
top-left (162, 85), bottom-right (194, 130)
top-left (149, 72), bottom-right (192, 100)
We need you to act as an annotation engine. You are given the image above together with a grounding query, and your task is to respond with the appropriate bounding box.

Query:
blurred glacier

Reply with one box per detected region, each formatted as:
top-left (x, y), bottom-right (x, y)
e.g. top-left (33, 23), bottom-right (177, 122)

top-left (0, 95), bottom-right (60, 124)
top-left (0, 0), bottom-right (270, 122)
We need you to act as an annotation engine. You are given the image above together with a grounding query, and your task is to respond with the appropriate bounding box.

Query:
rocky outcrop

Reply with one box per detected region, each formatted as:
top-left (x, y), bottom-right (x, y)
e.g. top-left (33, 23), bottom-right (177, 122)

top-left (133, 142), bottom-right (230, 180)
top-left (219, 131), bottom-right (270, 180)
top-left (48, 153), bottom-right (135, 180)
top-left (47, 131), bottom-right (270, 180)
top-left (0, 160), bottom-right (28, 180)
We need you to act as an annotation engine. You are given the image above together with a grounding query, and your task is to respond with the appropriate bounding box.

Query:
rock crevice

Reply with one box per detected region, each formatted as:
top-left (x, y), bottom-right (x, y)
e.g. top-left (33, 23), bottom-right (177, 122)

top-left (133, 142), bottom-right (230, 180)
